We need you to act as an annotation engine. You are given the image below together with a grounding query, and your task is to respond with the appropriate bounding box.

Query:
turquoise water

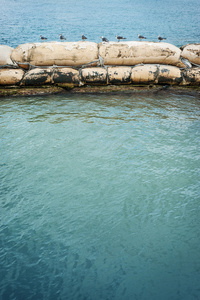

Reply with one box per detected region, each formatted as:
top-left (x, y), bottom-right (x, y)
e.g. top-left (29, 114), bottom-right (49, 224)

top-left (0, 93), bottom-right (200, 299)
top-left (1, 0), bottom-right (200, 299)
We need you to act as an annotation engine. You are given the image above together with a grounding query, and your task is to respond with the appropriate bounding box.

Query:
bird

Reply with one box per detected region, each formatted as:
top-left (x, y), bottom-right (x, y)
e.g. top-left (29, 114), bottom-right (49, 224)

top-left (59, 34), bottom-right (66, 40)
top-left (40, 35), bottom-right (47, 40)
top-left (116, 35), bottom-right (126, 42)
top-left (100, 36), bottom-right (109, 42)
top-left (158, 35), bottom-right (166, 42)
top-left (138, 34), bottom-right (146, 40)
top-left (81, 34), bottom-right (87, 41)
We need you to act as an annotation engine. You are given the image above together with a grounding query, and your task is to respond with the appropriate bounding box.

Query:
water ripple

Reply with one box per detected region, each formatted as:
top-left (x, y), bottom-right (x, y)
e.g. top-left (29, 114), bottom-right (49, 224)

top-left (0, 93), bottom-right (200, 300)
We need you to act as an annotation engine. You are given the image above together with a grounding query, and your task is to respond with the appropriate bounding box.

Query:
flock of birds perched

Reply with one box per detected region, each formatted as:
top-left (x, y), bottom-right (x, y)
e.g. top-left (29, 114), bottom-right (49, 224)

top-left (39, 34), bottom-right (167, 42)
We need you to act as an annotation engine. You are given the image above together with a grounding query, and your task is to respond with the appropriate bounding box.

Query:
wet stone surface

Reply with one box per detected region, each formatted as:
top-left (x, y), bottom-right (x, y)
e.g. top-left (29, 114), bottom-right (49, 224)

top-left (0, 84), bottom-right (200, 98)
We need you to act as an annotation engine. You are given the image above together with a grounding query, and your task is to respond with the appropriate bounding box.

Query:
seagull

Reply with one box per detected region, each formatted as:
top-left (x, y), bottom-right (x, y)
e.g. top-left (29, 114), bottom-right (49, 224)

top-left (40, 35), bottom-right (47, 40)
top-left (116, 35), bottom-right (126, 42)
top-left (81, 34), bottom-right (87, 41)
top-left (158, 35), bottom-right (166, 41)
top-left (138, 34), bottom-right (146, 40)
top-left (100, 36), bottom-right (109, 42)
top-left (59, 34), bottom-right (66, 40)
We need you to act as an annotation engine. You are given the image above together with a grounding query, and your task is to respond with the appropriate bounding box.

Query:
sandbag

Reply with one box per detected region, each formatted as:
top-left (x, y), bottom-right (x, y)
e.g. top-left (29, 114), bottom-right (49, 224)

top-left (131, 64), bottom-right (158, 83)
top-left (181, 44), bottom-right (200, 65)
top-left (53, 68), bottom-right (79, 84)
top-left (0, 45), bottom-right (16, 66)
top-left (21, 68), bottom-right (53, 85)
top-left (0, 68), bottom-right (24, 85)
top-left (107, 67), bottom-right (132, 84)
top-left (11, 42), bottom-right (98, 68)
top-left (156, 65), bottom-right (183, 84)
top-left (99, 42), bottom-right (181, 66)
top-left (182, 68), bottom-right (200, 85)
top-left (81, 67), bottom-right (107, 84)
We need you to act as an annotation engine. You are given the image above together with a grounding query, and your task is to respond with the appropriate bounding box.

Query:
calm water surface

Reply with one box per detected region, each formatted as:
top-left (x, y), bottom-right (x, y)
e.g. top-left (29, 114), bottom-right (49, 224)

top-left (1, 0), bottom-right (200, 299)
top-left (0, 0), bottom-right (200, 47)
top-left (0, 93), bottom-right (200, 299)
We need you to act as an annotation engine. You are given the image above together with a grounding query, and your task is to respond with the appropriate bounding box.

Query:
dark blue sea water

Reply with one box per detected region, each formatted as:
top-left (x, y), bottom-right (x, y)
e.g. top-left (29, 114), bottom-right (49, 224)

top-left (0, 1), bottom-right (200, 300)
top-left (0, 0), bottom-right (200, 48)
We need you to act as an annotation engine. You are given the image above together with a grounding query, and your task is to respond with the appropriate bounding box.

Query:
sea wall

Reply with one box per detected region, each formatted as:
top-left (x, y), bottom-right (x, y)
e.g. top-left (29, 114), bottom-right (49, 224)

top-left (0, 42), bottom-right (200, 88)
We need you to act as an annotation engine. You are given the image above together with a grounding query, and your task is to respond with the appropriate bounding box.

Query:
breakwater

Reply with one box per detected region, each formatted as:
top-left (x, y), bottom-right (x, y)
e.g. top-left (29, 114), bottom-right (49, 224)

top-left (0, 42), bottom-right (200, 90)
